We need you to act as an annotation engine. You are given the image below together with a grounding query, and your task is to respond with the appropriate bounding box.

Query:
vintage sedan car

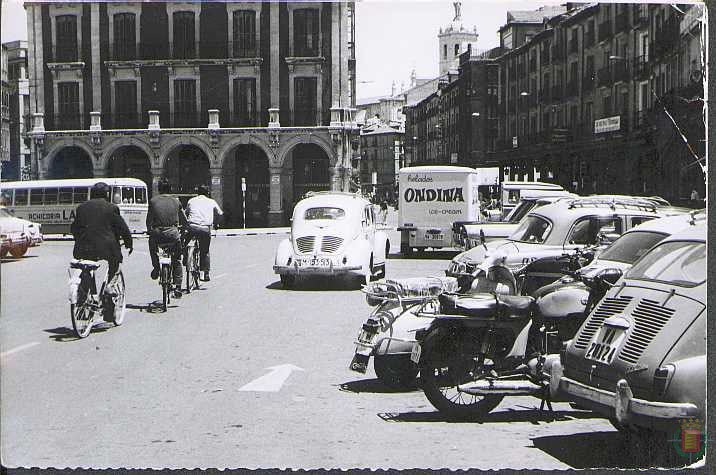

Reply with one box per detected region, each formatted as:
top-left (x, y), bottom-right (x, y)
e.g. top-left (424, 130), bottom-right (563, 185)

top-left (273, 192), bottom-right (390, 289)
top-left (0, 206), bottom-right (39, 258)
top-left (558, 223), bottom-right (706, 440)
top-left (446, 196), bottom-right (686, 291)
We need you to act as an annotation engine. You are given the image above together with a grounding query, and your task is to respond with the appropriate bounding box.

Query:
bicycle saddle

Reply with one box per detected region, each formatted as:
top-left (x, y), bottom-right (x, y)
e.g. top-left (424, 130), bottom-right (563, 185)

top-left (70, 259), bottom-right (101, 270)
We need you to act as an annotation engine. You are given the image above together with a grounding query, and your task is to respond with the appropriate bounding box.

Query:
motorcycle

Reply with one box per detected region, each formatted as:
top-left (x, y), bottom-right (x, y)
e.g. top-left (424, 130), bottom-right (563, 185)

top-left (409, 246), bottom-right (621, 419)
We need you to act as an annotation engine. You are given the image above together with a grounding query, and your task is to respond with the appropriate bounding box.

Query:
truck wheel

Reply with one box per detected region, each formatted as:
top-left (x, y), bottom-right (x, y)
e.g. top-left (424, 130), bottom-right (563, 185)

top-left (280, 274), bottom-right (295, 289)
top-left (10, 243), bottom-right (28, 258)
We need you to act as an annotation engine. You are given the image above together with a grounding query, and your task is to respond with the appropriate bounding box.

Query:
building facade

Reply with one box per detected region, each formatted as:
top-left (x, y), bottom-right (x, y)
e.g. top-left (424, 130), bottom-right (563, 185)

top-left (24, 1), bottom-right (358, 226)
top-left (358, 122), bottom-right (403, 199)
top-left (1, 44), bottom-right (10, 168)
top-left (405, 3), bottom-right (705, 204)
top-left (3, 41), bottom-right (31, 181)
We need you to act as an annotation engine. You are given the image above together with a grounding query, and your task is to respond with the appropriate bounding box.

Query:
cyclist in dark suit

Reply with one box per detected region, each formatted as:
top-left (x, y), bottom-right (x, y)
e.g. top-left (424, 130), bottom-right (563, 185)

top-left (71, 182), bottom-right (133, 320)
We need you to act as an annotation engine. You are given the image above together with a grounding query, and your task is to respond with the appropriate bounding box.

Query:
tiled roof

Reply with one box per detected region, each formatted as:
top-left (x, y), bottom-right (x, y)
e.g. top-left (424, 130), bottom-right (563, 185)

top-left (506, 5), bottom-right (566, 24)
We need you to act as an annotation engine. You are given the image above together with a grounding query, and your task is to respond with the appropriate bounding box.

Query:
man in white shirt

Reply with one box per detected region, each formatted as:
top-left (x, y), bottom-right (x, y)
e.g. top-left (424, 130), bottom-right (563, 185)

top-left (185, 185), bottom-right (223, 281)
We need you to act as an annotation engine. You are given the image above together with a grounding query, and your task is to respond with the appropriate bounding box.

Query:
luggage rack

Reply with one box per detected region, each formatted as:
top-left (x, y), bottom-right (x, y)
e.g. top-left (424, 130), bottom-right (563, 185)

top-left (362, 277), bottom-right (458, 307)
top-left (566, 197), bottom-right (657, 212)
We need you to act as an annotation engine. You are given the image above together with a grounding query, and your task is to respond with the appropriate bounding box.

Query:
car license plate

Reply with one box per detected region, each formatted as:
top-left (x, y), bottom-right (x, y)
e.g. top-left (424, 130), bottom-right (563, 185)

top-left (425, 234), bottom-right (443, 241)
top-left (297, 257), bottom-right (331, 267)
top-left (410, 343), bottom-right (422, 364)
top-left (585, 325), bottom-right (627, 364)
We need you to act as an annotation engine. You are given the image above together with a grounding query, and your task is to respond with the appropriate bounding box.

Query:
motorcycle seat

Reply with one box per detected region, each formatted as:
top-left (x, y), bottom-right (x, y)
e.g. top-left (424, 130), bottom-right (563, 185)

top-left (439, 293), bottom-right (498, 318)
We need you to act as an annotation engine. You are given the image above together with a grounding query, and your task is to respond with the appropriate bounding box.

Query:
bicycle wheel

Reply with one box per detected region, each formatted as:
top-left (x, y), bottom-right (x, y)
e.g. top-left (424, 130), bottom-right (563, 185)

top-left (71, 277), bottom-right (94, 338)
top-left (110, 271), bottom-right (126, 326)
top-left (161, 263), bottom-right (171, 312)
top-left (191, 246), bottom-right (201, 289)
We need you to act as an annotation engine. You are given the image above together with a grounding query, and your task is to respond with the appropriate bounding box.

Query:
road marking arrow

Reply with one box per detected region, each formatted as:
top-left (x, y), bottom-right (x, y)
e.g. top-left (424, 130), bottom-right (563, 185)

top-left (238, 364), bottom-right (304, 392)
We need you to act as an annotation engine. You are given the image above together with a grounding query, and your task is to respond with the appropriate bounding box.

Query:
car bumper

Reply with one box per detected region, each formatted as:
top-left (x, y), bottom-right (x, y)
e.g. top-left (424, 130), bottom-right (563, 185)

top-left (559, 376), bottom-right (699, 426)
top-left (273, 263), bottom-right (362, 275)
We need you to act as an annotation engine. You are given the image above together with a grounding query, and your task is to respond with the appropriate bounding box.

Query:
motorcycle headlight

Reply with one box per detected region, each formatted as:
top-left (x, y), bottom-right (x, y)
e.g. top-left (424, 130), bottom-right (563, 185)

top-left (653, 364), bottom-right (675, 397)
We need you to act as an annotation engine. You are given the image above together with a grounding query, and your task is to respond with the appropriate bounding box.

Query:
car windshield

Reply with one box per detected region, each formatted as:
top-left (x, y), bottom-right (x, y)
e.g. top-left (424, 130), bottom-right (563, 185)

top-left (505, 200), bottom-right (535, 223)
top-left (0, 208), bottom-right (13, 218)
top-left (508, 215), bottom-right (552, 243)
top-left (598, 231), bottom-right (668, 264)
top-left (304, 207), bottom-right (346, 220)
top-left (626, 240), bottom-right (706, 287)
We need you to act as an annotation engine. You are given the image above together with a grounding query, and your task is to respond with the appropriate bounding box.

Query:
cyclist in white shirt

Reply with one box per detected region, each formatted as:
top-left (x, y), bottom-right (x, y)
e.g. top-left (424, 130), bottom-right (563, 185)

top-left (185, 186), bottom-right (223, 281)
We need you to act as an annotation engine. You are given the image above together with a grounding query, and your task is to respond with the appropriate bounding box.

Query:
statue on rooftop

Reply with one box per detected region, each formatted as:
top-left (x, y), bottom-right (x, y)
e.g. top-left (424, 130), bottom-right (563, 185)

top-left (453, 1), bottom-right (462, 22)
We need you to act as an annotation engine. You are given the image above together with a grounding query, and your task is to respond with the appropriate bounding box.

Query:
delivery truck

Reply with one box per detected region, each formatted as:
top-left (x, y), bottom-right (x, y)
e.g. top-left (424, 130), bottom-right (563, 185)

top-left (397, 166), bottom-right (481, 255)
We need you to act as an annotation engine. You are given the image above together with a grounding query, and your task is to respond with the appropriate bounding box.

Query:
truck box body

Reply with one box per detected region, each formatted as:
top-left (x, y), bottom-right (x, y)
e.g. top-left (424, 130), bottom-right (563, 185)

top-left (398, 166), bottom-right (480, 252)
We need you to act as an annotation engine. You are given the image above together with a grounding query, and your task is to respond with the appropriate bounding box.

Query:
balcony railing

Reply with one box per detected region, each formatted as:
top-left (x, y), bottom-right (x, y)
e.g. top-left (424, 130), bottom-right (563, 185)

top-left (540, 50), bottom-right (550, 64)
top-left (598, 21), bottom-right (612, 42)
top-left (170, 112), bottom-right (201, 128)
top-left (612, 60), bottom-right (630, 82)
top-left (110, 112), bottom-right (143, 129)
top-left (597, 66), bottom-right (611, 87)
top-left (53, 114), bottom-right (83, 130)
top-left (135, 41), bottom-right (261, 61)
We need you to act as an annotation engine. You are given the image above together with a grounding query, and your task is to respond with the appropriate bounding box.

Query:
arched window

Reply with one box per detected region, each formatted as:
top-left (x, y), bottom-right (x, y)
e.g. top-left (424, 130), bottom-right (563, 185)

top-left (443, 44), bottom-right (447, 59)
top-left (454, 44), bottom-right (459, 56)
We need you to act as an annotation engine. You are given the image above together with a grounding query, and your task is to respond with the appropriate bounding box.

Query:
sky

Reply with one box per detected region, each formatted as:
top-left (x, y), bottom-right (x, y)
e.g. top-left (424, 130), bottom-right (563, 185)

top-left (0, 0), bottom-right (557, 99)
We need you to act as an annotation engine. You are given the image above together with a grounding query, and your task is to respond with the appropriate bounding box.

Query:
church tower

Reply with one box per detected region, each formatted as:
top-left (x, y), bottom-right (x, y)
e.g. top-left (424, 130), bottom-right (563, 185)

top-left (438, 2), bottom-right (479, 75)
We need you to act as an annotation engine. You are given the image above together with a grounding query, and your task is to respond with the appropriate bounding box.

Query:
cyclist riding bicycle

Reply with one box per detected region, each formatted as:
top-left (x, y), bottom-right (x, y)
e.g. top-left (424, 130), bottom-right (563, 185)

top-left (184, 185), bottom-right (223, 282)
top-left (70, 182), bottom-right (133, 322)
top-left (147, 181), bottom-right (188, 298)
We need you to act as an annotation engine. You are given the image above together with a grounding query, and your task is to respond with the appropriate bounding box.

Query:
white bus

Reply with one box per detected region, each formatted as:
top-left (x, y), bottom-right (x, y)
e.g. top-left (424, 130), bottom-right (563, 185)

top-left (0, 178), bottom-right (148, 234)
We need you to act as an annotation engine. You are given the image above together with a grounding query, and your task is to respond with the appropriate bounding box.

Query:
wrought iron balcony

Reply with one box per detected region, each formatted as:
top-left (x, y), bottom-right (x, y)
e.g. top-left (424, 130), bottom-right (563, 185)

top-left (633, 55), bottom-right (650, 80)
top-left (52, 113), bottom-right (83, 131)
top-left (597, 66), bottom-right (611, 88)
top-left (612, 60), bottom-right (630, 82)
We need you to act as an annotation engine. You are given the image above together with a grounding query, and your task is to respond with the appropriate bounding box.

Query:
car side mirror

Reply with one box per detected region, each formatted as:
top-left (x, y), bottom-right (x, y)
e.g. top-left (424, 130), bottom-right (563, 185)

top-left (598, 268), bottom-right (623, 285)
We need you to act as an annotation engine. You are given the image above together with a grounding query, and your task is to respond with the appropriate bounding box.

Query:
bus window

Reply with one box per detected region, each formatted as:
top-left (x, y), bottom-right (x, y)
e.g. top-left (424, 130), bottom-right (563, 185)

top-left (73, 187), bottom-right (89, 203)
top-left (44, 188), bottom-right (59, 205)
top-left (15, 189), bottom-right (28, 206)
top-left (135, 187), bottom-right (147, 204)
top-left (122, 187), bottom-right (134, 204)
top-left (30, 189), bottom-right (43, 205)
top-left (59, 187), bottom-right (74, 204)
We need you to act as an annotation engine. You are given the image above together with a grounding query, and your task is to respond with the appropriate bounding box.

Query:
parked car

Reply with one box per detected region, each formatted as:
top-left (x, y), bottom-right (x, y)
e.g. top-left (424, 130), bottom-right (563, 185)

top-left (0, 206), bottom-right (36, 258)
top-left (558, 222), bottom-right (706, 447)
top-left (446, 196), bottom-right (687, 292)
top-left (273, 192), bottom-right (390, 289)
top-left (454, 194), bottom-right (576, 249)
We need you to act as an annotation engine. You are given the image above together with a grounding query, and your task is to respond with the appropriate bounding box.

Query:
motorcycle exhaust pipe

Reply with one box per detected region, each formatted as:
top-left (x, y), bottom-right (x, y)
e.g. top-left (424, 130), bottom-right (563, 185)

top-left (458, 379), bottom-right (544, 396)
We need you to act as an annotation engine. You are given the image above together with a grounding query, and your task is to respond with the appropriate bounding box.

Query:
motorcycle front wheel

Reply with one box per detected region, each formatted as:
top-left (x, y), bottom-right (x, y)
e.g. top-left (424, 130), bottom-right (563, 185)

top-left (420, 327), bottom-right (504, 419)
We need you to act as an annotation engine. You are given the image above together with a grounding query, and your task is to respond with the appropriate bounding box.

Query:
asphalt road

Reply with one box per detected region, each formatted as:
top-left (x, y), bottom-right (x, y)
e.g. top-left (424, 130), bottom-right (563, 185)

top-left (0, 231), bottom-right (683, 470)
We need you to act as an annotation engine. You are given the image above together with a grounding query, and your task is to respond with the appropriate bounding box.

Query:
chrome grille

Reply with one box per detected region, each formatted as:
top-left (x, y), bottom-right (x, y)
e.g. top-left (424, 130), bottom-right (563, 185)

top-left (618, 298), bottom-right (675, 364)
top-left (320, 236), bottom-right (344, 253)
top-left (574, 296), bottom-right (633, 349)
top-left (295, 236), bottom-right (316, 254)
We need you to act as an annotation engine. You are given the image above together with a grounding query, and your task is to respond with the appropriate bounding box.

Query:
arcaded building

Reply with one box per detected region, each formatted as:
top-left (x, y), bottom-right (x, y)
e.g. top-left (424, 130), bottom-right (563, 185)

top-left (24, 1), bottom-right (357, 226)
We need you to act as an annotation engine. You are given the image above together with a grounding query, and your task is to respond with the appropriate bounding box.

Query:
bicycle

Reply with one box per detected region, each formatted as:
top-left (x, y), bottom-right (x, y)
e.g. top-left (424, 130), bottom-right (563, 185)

top-left (68, 259), bottom-right (126, 338)
top-left (184, 232), bottom-right (201, 293)
top-left (158, 243), bottom-right (180, 312)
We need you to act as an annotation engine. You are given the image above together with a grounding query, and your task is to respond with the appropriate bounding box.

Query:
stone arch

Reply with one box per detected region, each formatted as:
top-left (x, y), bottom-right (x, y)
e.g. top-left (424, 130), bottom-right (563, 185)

top-left (44, 138), bottom-right (97, 177)
top-left (158, 135), bottom-right (216, 169)
top-left (275, 133), bottom-right (336, 169)
top-left (99, 137), bottom-right (155, 170)
top-left (217, 134), bottom-right (275, 169)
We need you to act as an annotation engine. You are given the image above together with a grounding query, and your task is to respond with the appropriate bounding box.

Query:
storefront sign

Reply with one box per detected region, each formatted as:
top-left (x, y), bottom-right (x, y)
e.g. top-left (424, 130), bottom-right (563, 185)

top-left (594, 116), bottom-right (621, 134)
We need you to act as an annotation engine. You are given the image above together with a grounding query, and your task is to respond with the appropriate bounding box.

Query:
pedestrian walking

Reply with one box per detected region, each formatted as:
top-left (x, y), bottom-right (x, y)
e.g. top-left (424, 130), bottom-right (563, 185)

top-left (379, 200), bottom-right (388, 225)
top-left (691, 189), bottom-right (700, 208)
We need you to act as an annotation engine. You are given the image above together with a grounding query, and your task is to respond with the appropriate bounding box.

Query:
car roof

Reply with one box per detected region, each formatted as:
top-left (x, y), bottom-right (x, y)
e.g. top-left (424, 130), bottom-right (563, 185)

top-left (294, 192), bottom-right (369, 210)
top-left (399, 165), bottom-right (476, 174)
top-left (530, 197), bottom-right (662, 219)
top-left (502, 181), bottom-right (565, 190)
top-left (656, 222), bottom-right (706, 243)
top-left (625, 211), bottom-right (706, 234)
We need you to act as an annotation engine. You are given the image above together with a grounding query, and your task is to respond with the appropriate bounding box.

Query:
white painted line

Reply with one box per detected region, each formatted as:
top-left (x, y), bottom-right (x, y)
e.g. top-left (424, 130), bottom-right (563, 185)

top-left (238, 364), bottom-right (304, 392)
top-left (1, 342), bottom-right (40, 358)
top-left (214, 273), bottom-right (228, 279)
top-left (244, 264), bottom-right (258, 269)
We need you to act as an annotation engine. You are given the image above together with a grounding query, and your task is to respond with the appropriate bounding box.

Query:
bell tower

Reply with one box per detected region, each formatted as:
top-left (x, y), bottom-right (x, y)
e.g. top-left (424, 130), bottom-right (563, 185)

top-left (438, 2), bottom-right (479, 75)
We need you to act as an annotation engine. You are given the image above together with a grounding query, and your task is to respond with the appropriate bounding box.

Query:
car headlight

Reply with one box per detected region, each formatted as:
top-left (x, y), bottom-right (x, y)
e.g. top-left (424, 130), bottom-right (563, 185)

top-left (653, 364), bottom-right (675, 397)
